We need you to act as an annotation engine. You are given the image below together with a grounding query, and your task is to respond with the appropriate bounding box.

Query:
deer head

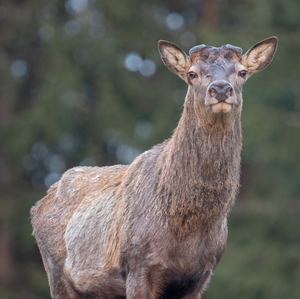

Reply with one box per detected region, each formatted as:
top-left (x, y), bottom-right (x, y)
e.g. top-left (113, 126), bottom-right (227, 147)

top-left (158, 37), bottom-right (278, 127)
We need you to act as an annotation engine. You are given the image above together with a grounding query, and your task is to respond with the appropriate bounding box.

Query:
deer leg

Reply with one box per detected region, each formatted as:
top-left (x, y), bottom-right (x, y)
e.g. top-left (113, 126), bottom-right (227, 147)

top-left (180, 270), bottom-right (212, 299)
top-left (125, 272), bottom-right (153, 299)
top-left (125, 265), bottom-right (173, 299)
top-left (39, 252), bottom-right (81, 299)
top-left (63, 265), bottom-right (126, 299)
top-left (126, 265), bottom-right (193, 299)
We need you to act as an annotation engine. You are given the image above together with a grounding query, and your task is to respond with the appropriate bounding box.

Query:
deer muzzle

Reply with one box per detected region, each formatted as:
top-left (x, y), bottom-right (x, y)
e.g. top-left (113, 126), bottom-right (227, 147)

top-left (206, 80), bottom-right (236, 113)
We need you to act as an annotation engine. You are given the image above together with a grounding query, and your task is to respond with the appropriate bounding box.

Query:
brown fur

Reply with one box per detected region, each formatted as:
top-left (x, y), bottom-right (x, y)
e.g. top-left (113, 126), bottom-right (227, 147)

top-left (31, 37), bottom-right (277, 299)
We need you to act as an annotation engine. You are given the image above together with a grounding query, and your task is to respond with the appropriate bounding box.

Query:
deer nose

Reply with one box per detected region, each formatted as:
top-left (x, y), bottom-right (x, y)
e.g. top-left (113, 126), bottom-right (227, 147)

top-left (209, 82), bottom-right (233, 102)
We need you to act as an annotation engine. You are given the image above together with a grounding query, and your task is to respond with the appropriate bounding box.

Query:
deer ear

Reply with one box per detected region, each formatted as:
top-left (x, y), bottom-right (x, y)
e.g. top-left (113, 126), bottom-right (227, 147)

top-left (158, 40), bottom-right (191, 82)
top-left (242, 37), bottom-right (278, 73)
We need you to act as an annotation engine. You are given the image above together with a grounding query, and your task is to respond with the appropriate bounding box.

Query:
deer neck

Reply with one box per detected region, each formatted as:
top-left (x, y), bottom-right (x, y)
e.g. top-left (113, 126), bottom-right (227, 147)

top-left (159, 86), bottom-right (242, 235)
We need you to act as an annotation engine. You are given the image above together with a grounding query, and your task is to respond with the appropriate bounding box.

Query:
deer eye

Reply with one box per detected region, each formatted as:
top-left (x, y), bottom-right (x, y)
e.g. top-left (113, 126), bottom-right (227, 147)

top-left (238, 70), bottom-right (248, 78)
top-left (188, 72), bottom-right (198, 79)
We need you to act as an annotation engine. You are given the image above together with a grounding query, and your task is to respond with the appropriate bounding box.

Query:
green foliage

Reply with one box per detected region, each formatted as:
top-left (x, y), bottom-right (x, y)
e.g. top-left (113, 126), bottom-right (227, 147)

top-left (206, 200), bottom-right (300, 299)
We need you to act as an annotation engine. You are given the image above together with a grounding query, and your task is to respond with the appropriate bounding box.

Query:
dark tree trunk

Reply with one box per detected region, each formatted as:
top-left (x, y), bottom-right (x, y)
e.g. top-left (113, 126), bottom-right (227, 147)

top-left (0, 225), bottom-right (14, 285)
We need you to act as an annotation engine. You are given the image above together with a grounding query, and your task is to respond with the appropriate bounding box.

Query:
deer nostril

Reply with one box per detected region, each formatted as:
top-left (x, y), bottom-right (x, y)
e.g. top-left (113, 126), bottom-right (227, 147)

top-left (210, 88), bottom-right (217, 97)
top-left (226, 87), bottom-right (233, 96)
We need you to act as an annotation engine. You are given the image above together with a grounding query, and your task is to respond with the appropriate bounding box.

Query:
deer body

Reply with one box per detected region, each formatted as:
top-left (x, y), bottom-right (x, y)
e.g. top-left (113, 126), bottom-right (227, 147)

top-left (31, 37), bottom-right (277, 299)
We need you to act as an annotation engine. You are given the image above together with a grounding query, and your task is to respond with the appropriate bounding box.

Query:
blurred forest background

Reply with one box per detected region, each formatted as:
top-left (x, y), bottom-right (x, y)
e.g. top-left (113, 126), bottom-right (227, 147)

top-left (0, 0), bottom-right (299, 298)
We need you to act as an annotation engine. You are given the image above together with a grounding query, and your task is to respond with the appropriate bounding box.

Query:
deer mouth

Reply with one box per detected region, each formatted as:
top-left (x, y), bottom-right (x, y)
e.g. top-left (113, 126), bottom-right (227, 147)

top-left (210, 102), bottom-right (233, 113)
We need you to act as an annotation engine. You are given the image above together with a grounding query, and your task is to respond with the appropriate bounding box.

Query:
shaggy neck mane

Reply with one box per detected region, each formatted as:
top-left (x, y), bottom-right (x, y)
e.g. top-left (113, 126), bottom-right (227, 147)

top-left (157, 86), bottom-right (242, 236)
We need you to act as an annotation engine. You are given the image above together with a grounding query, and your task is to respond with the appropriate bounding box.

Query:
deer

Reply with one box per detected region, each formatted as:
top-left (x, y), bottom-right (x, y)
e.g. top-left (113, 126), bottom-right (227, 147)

top-left (31, 36), bottom-right (278, 299)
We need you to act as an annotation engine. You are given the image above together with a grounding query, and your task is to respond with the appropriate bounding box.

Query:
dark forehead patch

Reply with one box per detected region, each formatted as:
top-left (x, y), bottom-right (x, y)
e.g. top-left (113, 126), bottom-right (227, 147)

top-left (189, 44), bottom-right (243, 63)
